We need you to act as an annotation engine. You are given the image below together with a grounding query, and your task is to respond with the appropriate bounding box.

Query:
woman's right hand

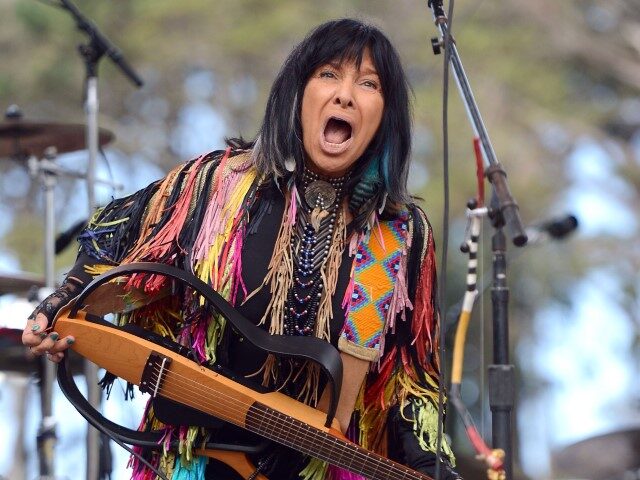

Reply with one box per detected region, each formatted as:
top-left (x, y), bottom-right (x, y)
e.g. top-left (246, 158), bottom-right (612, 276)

top-left (22, 311), bottom-right (74, 363)
top-left (21, 277), bottom-right (84, 363)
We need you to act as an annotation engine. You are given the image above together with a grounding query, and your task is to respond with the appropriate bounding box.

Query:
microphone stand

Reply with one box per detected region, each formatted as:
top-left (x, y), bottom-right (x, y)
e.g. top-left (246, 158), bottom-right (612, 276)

top-left (49, 2), bottom-right (143, 479)
top-left (427, 1), bottom-right (528, 478)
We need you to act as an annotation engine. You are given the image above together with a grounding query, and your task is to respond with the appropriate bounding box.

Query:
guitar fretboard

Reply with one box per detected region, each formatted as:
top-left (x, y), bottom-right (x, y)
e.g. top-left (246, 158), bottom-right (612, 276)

top-left (245, 403), bottom-right (430, 480)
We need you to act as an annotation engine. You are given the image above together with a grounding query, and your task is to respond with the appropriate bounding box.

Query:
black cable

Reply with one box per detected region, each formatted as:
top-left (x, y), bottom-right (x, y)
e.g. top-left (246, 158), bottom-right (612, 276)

top-left (435, 0), bottom-right (455, 479)
top-left (98, 145), bottom-right (118, 198)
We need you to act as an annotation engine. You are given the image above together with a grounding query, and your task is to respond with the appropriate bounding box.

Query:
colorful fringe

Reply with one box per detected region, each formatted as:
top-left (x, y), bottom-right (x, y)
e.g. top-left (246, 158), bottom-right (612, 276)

top-left (78, 148), bottom-right (452, 479)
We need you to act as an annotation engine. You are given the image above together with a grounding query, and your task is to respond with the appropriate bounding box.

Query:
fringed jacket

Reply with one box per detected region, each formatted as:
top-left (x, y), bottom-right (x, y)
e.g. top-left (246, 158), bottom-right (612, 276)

top-left (70, 149), bottom-right (458, 480)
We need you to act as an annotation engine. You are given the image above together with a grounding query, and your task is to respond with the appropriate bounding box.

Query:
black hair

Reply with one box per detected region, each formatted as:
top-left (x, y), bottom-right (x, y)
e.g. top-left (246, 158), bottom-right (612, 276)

top-left (244, 18), bottom-right (413, 228)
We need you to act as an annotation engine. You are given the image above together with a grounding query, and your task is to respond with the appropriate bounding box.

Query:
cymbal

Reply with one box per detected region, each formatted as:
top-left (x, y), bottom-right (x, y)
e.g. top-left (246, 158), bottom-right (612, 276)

top-left (0, 120), bottom-right (114, 159)
top-left (0, 272), bottom-right (45, 295)
top-left (553, 428), bottom-right (640, 479)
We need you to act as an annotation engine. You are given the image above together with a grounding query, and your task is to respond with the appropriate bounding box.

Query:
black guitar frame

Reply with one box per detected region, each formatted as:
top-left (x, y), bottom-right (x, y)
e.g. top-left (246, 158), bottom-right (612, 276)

top-left (56, 262), bottom-right (344, 474)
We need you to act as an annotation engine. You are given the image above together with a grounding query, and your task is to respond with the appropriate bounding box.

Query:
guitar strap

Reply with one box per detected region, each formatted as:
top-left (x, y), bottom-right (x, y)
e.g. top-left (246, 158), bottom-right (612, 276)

top-left (316, 205), bottom-right (425, 433)
top-left (316, 352), bottom-right (370, 434)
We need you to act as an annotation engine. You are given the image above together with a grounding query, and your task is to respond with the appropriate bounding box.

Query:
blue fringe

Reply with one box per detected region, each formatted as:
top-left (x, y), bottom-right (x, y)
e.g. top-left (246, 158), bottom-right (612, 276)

top-left (172, 456), bottom-right (207, 480)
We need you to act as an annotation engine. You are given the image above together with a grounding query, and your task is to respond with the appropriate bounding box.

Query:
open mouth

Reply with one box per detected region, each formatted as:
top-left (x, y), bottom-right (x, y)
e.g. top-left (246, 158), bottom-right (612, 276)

top-left (323, 117), bottom-right (353, 145)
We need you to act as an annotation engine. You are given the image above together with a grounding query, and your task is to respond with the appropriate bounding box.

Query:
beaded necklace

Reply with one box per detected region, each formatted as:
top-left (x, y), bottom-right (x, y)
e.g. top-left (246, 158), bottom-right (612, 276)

top-left (284, 168), bottom-right (348, 336)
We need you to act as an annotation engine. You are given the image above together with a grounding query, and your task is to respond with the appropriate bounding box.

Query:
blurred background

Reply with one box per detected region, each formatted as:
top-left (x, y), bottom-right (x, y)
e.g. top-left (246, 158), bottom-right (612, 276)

top-left (0, 0), bottom-right (639, 479)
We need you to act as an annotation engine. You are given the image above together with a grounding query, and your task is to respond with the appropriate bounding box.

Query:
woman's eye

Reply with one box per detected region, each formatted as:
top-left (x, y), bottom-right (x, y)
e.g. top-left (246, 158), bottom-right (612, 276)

top-left (320, 71), bottom-right (336, 79)
top-left (362, 80), bottom-right (379, 89)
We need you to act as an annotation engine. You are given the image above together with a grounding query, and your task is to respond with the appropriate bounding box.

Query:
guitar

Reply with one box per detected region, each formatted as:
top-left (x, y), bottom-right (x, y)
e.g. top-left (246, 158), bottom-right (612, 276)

top-left (54, 308), bottom-right (435, 480)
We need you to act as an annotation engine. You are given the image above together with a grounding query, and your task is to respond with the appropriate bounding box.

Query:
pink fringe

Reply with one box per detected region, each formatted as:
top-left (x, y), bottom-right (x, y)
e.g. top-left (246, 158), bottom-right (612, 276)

top-left (161, 425), bottom-right (175, 453)
top-left (230, 227), bottom-right (248, 304)
top-left (288, 182), bottom-right (297, 225)
top-left (191, 319), bottom-right (208, 362)
top-left (411, 235), bottom-right (437, 365)
top-left (128, 400), bottom-right (158, 479)
top-left (328, 465), bottom-right (367, 480)
top-left (192, 149), bottom-right (233, 263)
top-left (373, 213), bottom-right (385, 252)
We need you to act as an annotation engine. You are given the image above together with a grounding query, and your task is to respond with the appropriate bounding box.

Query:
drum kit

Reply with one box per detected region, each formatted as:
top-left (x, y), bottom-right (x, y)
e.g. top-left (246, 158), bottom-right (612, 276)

top-left (0, 105), bottom-right (119, 480)
top-left (1, 0), bottom-right (143, 477)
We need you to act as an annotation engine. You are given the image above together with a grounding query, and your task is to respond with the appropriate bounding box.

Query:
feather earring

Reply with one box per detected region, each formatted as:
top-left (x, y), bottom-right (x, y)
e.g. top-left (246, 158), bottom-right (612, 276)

top-left (284, 157), bottom-right (296, 173)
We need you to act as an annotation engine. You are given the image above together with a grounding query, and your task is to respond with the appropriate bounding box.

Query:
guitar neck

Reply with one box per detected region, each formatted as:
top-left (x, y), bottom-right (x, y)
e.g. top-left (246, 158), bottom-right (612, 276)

top-left (155, 364), bottom-right (431, 480)
top-left (244, 403), bottom-right (432, 480)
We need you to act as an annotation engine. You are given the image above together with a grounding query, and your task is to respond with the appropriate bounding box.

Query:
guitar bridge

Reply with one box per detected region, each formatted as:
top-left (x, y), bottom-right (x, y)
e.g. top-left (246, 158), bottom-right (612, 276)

top-left (140, 352), bottom-right (172, 398)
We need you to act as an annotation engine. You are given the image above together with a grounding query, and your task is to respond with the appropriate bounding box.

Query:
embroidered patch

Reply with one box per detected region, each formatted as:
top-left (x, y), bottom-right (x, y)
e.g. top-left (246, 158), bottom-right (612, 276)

top-left (340, 211), bottom-right (410, 355)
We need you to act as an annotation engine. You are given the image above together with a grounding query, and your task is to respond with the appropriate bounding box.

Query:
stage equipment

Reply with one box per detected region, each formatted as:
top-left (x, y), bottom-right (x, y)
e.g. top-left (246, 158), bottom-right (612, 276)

top-left (43, 2), bottom-right (143, 477)
top-left (525, 214), bottom-right (578, 245)
top-left (427, 1), bottom-right (528, 478)
top-left (3, 104), bottom-right (119, 478)
top-left (0, 272), bottom-right (45, 295)
top-left (553, 428), bottom-right (640, 479)
top-left (0, 106), bottom-right (113, 160)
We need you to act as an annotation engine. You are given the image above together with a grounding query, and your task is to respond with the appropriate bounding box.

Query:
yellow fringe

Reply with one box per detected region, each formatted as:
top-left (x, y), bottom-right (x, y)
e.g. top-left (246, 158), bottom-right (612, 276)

top-left (178, 426), bottom-right (199, 464)
top-left (406, 397), bottom-right (456, 465)
top-left (83, 263), bottom-right (115, 277)
top-left (158, 451), bottom-right (175, 479)
top-left (299, 457), bottom-right (328, 480)
top-left (194, 164), bottom-right (256, 289)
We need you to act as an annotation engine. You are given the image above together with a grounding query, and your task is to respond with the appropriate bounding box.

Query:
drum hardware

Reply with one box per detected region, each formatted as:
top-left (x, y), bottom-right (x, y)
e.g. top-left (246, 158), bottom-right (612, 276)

top-left (0, 272), bottom-right (45, 296)
top-left (25, 140), bottom-right (123, 480)
top-left (1, 103), bottom-right (120, 478)
top-left (553, 427), bottom-right (640, 479)
top-left (0, 105), bottom-right (114, 160)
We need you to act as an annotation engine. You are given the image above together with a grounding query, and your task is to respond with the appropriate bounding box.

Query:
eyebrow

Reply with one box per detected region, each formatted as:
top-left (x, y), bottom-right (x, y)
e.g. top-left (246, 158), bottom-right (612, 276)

top-left (326, 60), bottom-right (379, 75)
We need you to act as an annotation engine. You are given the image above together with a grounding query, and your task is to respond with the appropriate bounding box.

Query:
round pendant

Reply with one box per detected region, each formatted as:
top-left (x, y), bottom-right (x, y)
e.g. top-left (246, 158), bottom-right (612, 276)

top-left (304, 180), bottom-right (336, 209)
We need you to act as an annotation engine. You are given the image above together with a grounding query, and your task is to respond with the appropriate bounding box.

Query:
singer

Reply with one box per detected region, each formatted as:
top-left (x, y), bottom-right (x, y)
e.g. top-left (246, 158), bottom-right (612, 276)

top-left (22, 18), bottom-right (461, 480)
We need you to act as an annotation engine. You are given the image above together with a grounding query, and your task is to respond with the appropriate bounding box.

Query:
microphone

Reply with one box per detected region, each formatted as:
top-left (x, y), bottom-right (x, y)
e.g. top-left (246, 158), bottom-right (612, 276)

top-left (526, 214), bottom-right (578, 244)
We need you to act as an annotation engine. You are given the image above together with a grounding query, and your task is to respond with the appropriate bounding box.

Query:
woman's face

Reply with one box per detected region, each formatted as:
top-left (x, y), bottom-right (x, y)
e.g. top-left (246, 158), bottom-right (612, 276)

top-left (301, 49), bottom-right (384, 178)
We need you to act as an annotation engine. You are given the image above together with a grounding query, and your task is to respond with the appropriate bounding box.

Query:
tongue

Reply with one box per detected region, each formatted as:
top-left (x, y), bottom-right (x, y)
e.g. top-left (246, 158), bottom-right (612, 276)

top-left (324, 119), bottom-right (351, 144)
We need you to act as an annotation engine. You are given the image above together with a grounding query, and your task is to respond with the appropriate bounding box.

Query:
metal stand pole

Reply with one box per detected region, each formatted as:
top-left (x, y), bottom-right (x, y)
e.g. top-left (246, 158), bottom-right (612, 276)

top-left (27, 151), bottom-right (123, 480)
top-left (426, 2), bottom-right (528, 477)
top-left (488, 227), bottom-right (515, 480)
top-left (37, 153), bottom-right (58, 479)
top-left (47, 2), bottom-right (141, 476)
top-left (83, 68), bottom-right (101, 480)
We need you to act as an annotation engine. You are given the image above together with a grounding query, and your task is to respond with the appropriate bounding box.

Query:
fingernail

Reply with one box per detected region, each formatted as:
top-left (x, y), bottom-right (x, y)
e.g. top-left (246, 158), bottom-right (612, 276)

top-left (49, 333), bottom-right (59, 341)
top-left (40, 333), bottom-right (48, 339)
top-left (66, 338), bottom-right (75, 345)
top-left (31, 324), bottom-right (41, 332)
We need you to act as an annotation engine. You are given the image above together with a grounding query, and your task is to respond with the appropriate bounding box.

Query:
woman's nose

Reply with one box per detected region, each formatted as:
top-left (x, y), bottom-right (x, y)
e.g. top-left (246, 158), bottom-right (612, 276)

top-left (333, 80), bottom-right (354, 108)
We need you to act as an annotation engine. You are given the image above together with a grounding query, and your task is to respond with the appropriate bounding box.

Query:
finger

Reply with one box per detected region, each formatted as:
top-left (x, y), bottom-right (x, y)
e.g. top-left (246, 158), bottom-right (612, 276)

top-left (47, 351), bottom-right (65, 363)
top-left (22, 313), bottom-right (50, 347)
top-left (48, 335), bottom-right (75, 355)
top-left (30, 332), bottom-right (60, 356)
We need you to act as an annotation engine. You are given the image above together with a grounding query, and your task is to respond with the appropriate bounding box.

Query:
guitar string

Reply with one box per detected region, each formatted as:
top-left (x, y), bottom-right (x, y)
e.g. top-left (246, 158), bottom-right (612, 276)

top-left (141, 364), bottom-right (429, 480)
top-left (146, 366), bottom-right (423, 480)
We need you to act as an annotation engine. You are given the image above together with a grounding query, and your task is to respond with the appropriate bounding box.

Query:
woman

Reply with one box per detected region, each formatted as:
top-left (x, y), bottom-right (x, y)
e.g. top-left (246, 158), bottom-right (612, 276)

top-left (23, 18), bottom-right (461, 480)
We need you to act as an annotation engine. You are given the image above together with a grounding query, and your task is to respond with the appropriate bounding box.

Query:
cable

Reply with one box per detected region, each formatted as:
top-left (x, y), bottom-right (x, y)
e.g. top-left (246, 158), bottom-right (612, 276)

top-left (435, 0), bottom-right (456, 478)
